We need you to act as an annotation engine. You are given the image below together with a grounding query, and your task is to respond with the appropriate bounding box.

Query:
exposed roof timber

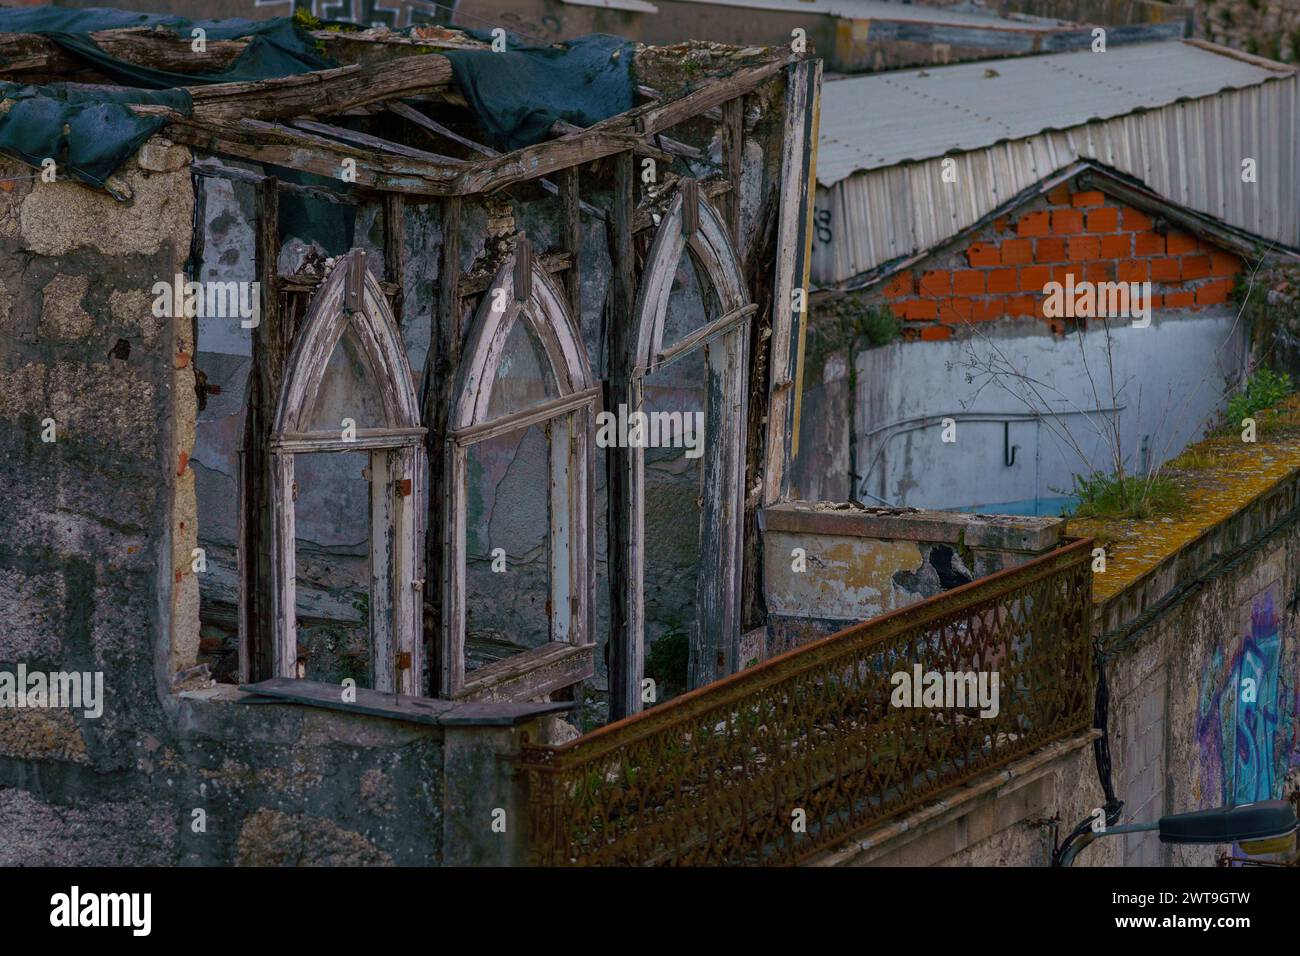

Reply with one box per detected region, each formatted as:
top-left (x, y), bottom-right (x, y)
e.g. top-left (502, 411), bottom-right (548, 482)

top-left (192, 159), bottom-right (357, 204)
top-left (289, 118), bottom-right (462, 165)
top-left (638, 84), bottom-right (722, 122)
top-left (386, 101), bottom-right (607, 218)
top-left (0, 26), bottom-right (487, 80)
top-left (626, 57), bottom-right (786, 136)
top-left (182, 53), bottom-right (455, 122)
top-left (162, 53), bottom-right (791, 197)
top-left (0, 28), bottom-right (247, 77)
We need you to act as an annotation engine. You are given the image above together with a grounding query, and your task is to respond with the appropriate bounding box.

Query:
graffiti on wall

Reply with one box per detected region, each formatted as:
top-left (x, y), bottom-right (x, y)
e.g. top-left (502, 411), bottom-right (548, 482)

top-left (1195, 590), bottom-right (1300, 805)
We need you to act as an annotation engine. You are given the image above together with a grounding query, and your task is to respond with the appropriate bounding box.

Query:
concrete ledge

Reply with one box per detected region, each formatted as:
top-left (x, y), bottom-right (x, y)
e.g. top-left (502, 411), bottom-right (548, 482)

top-left (762, 501), bottom-right (1063, 552)
top-left (239, 678), bottom-right (574, 727)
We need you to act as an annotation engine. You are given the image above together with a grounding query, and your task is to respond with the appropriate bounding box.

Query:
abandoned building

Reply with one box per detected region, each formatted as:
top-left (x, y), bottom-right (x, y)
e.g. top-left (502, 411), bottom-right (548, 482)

top-left (1, 8), bottom-right (1298, 868)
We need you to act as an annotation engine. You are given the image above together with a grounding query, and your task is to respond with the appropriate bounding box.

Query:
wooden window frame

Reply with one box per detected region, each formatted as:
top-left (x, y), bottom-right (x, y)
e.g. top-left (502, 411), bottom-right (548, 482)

top-left (262, 249), bottom-right (427, 695)
top-left (620, 182), bottom-right (753, 711)
top-left (442, 244), bottom-right (598, 700)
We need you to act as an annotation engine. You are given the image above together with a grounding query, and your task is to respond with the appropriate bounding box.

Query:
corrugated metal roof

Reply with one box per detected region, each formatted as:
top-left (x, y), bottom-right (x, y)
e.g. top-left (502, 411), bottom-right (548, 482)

top-left (812, 41), bottom-right (1300, 285)
top-left (817, 41), bottom-right (1292, 186)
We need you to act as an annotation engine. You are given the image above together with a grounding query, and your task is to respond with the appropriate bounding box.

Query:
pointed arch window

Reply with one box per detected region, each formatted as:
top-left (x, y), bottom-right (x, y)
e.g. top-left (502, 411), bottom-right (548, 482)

top-left (265, 250), bottom-right (427, 694)
top-left (621, 180), bottom-right (756, 712)
top-left (443, 240), bottom-right (599, 699)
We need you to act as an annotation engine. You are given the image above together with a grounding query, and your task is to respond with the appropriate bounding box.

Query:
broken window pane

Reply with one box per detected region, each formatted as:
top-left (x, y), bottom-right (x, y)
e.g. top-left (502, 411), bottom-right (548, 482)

top-left (302, 322), bottom-right (388, 433)
top-left (464, 422), bottom-right (553, 672)
top-left (292, 450), bottom-right (374, 688)
top-left (486, 314), bottom-right (558, 421)
top-left (660, 250), bottom-right (723, 352)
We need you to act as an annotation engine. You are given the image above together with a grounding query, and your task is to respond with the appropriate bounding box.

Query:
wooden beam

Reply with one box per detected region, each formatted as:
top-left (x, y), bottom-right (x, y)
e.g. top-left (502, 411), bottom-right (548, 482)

top-left (638, 84), bottom-right (722, 122)
top-left (425, 196), bottom-right (462, 697)
top-left (290, 119), bottom-right (462, 164)
top-left (239, 176), bottom-right (284, 684)
top-left (278, 273), bottom-right (400, 296)
top-left (388, 102), bottom-right (609, 219)
top-left (763, 58), bottom-right (821, 506)
top-left (457, 251), bottom-right (571, 296)
top-left (722, 96), bottom-right (745, 242)
top-left (632, 59), bottom-right (784, 138)
top-left (0, 29), bottom-right (246, 79)
top-left (559, 166), bottom-right (583, 323)
top-left (192, 161), bottom-right (355, 205)
top-left (167, 54), bottom-right (787, 199)
top-left (452, 130), bottom-right (645, 196)
top-left (384, 192), bottom-right (406, 325)
top-left (606, 151), bottom-right (638, 722)
top-left (185, 52), bottom-right (455, 122)
top-left (165, 116), bottom-right (459, 195)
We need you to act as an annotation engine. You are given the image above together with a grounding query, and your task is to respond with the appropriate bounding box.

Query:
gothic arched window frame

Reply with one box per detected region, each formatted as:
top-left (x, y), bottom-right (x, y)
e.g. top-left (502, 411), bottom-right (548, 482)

top-left (262, 249), bottom-right (427, 694)
top-left (442, 240), bottom-right (599, 699)
top-left (618, 180), bottom-right (756, 714)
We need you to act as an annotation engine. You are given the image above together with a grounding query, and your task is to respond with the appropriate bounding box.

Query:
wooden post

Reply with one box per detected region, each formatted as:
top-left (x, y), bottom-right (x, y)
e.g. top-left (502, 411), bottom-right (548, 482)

top-left (606, 152), bottom-right (638, 721)
top-left (238, 175), bottom-right (283, 683)
top-left (722, 96), bottom-right (744, 243)
top-left (383, 191), bottom-right (405, 325)
top-left (559, 165), bottom-right (582, 324)
top-left (424, 196), bottom-right (462, 697)
top-left (763, 59), bottom-right (821, 506)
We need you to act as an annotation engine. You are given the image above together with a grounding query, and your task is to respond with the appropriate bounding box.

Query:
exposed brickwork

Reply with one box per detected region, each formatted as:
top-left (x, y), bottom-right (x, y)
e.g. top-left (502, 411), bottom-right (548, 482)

top-left (874, 174), bottom-right (1246, 341)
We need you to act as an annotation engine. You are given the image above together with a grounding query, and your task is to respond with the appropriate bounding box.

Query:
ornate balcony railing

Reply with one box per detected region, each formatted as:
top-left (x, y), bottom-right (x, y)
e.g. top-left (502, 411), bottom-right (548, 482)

top-left (519, 536), bottom-right (1095, 865)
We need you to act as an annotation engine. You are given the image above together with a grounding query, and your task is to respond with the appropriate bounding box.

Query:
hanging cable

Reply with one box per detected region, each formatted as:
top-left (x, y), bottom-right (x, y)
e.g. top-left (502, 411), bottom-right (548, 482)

top-left (1052, 641), bottom-right (1124, 866)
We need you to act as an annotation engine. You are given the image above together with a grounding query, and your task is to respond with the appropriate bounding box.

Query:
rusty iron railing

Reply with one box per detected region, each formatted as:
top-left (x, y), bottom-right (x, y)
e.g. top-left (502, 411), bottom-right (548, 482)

top-left (519, 537), bottom-right (1095, 866)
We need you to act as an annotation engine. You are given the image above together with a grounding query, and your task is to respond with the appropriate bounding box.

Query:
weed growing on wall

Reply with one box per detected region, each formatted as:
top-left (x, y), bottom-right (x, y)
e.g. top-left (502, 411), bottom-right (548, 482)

top-left (1067, 471), bottom-right (1187, 520)
top-left (1224, 368), bottom-right (1293, 431)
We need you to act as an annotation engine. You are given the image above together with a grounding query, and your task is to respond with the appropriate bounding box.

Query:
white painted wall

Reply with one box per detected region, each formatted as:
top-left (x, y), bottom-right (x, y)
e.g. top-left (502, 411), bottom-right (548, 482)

top-left (853, 311), bottom-right (1249, 513)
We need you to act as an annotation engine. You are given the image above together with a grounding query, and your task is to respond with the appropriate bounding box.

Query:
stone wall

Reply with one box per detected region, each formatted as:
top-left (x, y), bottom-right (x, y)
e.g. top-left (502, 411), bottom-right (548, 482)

top-left (1193, 0), bottom-right (1300, 61)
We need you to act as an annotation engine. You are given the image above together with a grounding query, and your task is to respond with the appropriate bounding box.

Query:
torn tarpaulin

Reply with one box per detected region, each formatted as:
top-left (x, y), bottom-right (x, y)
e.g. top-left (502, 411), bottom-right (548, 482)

top-left (442, 33), bottom-right (636, 152)
top-left (0, 8), bottom-right (331, 87)
top-left (0, 83), bottom-right (190, 194)
top-left (0, 7), bottom-right (328, 194)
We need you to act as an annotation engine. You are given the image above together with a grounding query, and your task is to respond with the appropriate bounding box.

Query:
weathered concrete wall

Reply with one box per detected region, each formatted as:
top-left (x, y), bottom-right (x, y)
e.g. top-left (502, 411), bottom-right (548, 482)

top-left (812, 732), bottom-right (1105, 866)
top-left (761, 501), bottom-right (1064, 654)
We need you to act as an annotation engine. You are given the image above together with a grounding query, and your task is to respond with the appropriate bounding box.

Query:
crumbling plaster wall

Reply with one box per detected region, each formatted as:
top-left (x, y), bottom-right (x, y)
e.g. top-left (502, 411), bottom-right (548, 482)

top-left (0, 140), bottom-right (458, 866)
top-left (761, 502), bottom-right (1065, 654)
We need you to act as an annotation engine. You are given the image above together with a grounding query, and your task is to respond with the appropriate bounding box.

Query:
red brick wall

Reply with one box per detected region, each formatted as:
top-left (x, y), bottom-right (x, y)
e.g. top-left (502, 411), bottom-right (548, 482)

top-left (880, 181), bottom-right (1244, 342)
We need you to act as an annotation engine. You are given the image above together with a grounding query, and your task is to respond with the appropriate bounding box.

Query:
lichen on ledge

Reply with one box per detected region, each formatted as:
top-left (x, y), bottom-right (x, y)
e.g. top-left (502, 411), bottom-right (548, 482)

top-left (1066, 395), bottom-right (1300, 603)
